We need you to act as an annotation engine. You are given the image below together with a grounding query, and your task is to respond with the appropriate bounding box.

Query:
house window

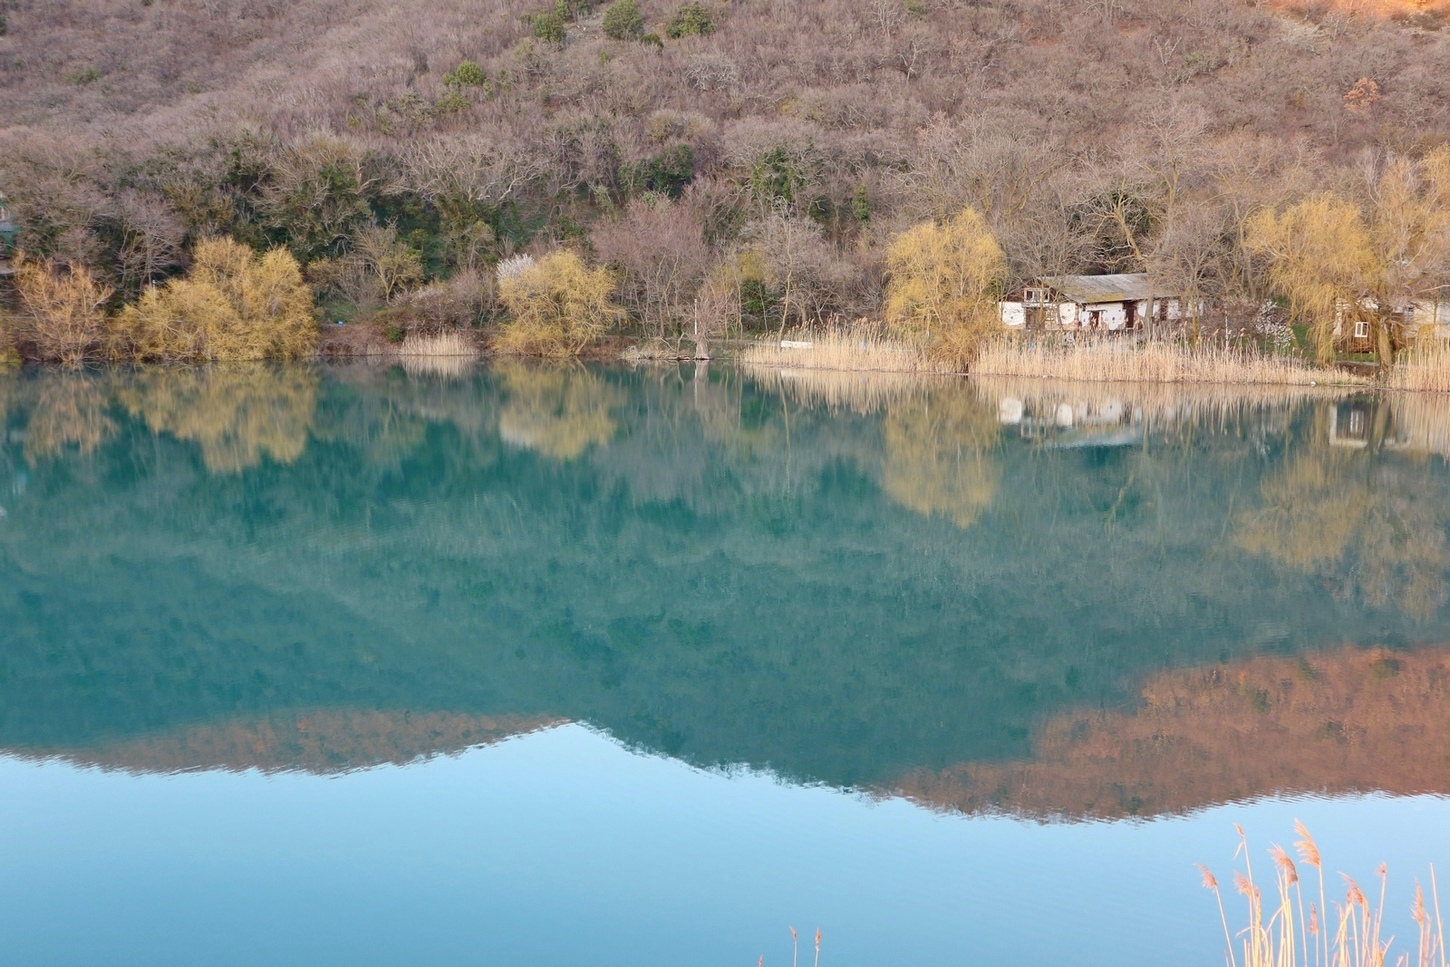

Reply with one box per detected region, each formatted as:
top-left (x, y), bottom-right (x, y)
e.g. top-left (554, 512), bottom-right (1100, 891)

top-left (1354, 320), bottom-right (1370, 339)
top-left (1025, 287), bottom-right (1048, 306)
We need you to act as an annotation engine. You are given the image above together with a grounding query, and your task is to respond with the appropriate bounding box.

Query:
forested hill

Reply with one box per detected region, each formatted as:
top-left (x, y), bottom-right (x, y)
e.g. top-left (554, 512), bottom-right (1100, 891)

top-left (2, 0), bottom-right (1450, 329)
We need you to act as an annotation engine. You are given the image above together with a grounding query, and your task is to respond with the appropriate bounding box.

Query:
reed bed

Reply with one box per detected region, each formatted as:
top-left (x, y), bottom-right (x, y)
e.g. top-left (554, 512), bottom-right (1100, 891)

top-left (736, 327), bottom-right (955, 376)
top-left (389, 332), bottom-right (480, 379)
top-left (1200, 822), bottom-right (1444, 967)
top-left (1389, 341), bottom-right (1450, 394)
top-left (397, 331), bottom-right (480, 358)
top-left (973, 341), bottom-right (1367, 387)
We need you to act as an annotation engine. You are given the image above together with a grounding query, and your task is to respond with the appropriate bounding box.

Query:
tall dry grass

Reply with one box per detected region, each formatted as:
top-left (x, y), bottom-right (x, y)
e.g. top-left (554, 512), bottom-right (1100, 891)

top-left (1200, 823), bottom-right (1444, 967)
top-left (738, 332), bottom-right (1371, 389)
top-left (1389, 342), bottom-right (1450, 394)
top-left (395, 332), bottom-right (480, 379)
top-left (973, 341), bottom-right (1368, 387)
top-left (736, 326), bottom-right (955, 376)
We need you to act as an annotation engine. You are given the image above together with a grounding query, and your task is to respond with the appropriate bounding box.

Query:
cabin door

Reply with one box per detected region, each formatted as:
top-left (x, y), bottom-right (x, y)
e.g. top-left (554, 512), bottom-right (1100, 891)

top-left (1124, 301), bottom-right (1137, 330)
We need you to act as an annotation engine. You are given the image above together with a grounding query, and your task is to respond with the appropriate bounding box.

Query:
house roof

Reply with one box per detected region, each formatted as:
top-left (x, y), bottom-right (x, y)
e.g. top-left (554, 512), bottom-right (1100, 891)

top-left (1044, 273), bottom-right (1153, 304)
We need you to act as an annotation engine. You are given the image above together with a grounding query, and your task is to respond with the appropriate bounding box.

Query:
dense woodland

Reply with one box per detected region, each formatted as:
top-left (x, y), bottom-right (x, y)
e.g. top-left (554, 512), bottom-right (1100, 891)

top-left (4, 0), bottom-right (1450, 359)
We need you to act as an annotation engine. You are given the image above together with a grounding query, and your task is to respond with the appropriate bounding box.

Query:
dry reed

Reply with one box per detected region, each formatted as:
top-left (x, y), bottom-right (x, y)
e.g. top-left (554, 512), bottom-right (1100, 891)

top-left (1200, 823), bottom-right (1445, 967)
top-left (973, 341), bottom-right (1368, 387)
top-left (397, 331), bottom-right (480, 358)
top-left (1388, 341), bottom-right (1450, 394)
top-left (736, 326), bottom-right (955, 376)
top-left (736, 330), bottom-right (1371, 390)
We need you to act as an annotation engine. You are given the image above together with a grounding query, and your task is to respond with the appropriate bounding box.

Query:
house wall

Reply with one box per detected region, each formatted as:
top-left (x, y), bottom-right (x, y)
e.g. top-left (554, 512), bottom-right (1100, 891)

top-left (997, 297), bottom-right (1181, 330)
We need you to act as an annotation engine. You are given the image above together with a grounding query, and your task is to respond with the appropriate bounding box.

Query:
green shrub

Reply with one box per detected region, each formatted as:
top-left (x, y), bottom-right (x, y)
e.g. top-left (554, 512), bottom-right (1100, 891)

top-left (445, 60), bottom-right (487, 87)
top-left (621, 145), bottom-right (695, 199)
top-left (531, 10), bottom-right (567, 43)
top-left (852, 184), bottom-right (872, 224)
top-left (664, 1), bottom-right (712, 38)
top-left (602, 0), bottom-right (645, 39)
top-left (433, 92), bottom-right (471, 115)
top-left (641, 31), bottom-right (664, 48)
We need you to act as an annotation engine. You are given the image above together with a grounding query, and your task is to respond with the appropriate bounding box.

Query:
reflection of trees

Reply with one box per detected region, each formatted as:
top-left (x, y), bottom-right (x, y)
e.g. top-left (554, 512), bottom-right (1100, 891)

top-left (23, 376), bottom-right (116, 465)
top-left (497, 363), bottom-right (622, 460)
top-left (881, 389), bottom-right (1000, 528)
top-left (1237, 407), bottom-right (1448, 618)
top-left (116, 365), bottom-right (319, 474)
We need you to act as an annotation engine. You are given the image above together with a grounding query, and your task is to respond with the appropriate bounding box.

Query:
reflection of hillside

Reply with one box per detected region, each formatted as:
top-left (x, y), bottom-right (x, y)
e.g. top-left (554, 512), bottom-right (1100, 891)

top-left (897, 646), bottom-right (1450, 821)
top-left (19, 710), bottom-right (561, 776)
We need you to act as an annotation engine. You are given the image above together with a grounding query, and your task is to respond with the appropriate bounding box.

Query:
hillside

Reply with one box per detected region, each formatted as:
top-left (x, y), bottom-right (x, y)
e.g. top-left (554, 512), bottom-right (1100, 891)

top-left (2, 0), bottom-right (1450, 336)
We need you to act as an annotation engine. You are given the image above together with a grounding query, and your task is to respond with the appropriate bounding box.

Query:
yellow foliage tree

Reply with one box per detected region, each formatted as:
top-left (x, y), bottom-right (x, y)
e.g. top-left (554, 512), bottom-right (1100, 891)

top-left (13, 256), bottom-right (113, 367)
top-left (496, 250), bottom-right (623, 357)
top-left (884, 206), bottom-right (1006, 364)
top-left (115, 238), bottom-right (317, 362)
top-left (1245, 193), bottom-right (1377, 364)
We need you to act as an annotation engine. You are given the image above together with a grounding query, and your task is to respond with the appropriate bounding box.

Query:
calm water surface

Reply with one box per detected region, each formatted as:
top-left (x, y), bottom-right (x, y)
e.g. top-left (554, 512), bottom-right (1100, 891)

top-left (3, 361), bottom-right (1450, 965)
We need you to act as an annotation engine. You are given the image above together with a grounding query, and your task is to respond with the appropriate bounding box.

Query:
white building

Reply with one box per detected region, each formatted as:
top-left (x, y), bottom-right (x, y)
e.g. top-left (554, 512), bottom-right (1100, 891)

top-left (999, 274), bottom-right (1183, 333)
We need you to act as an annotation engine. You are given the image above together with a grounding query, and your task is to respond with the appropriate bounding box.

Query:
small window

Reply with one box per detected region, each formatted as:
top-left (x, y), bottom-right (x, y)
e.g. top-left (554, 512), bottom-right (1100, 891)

top-left (1354, 320), bottom-right (1370, 339)
top-left (1349, 410), bottom-right (1365, 435)
top-left (1025, 287), bottom-right (1048, 306)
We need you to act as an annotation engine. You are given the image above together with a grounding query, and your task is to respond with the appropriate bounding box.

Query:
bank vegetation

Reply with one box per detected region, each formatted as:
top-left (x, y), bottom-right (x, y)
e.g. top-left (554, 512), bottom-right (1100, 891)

top-left (4, 0), bottom-right (1450, 379)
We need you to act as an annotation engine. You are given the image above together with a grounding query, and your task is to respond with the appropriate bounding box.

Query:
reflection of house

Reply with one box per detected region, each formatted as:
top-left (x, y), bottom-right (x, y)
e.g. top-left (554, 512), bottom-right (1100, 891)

top-left (999, 274), bottom-right (1183, 333)
top-left (1328, 400), bottom-right (1373, 448)
top-left (996, 393), bottom-right (1143, 447)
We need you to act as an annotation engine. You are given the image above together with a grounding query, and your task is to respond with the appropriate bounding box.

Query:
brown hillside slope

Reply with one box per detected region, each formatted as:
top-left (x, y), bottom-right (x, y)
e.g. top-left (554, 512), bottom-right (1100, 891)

top-left (897, 647), bottom-right (1450, 821)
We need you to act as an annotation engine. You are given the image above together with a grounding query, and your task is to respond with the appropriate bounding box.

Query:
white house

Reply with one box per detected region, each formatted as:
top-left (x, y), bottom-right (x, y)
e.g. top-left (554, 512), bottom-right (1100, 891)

top-left (999, 274), bottom-right (1183, 333)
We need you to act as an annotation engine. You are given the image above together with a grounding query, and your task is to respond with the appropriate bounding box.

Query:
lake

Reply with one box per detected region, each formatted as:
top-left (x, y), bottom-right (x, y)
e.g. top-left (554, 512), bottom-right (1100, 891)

top-left (2, 360), bottom-right (1449, 966)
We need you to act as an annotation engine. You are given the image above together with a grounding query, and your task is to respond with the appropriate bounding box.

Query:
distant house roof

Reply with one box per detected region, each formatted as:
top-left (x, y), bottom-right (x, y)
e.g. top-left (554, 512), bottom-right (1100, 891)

top-left (1044, 273), bottom-right (1154, 304)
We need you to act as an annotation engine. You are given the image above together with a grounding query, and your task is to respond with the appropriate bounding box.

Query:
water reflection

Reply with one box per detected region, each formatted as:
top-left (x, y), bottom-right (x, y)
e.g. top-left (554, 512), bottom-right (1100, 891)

top-left (117, 366), bottom-right (319, 473)
top-left (3, 364), bottom-right (1450, 821)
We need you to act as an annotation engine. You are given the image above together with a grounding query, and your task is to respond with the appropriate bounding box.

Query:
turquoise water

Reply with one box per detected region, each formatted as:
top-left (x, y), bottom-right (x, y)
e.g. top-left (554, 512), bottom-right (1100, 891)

top-left (2, 362), bottom-right (1450, 965)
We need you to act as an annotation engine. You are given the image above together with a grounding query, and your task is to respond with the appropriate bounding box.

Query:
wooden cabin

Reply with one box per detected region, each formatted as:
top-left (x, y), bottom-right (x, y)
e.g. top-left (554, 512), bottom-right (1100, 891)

top-left (999, 274), bottom-right (1182, 333)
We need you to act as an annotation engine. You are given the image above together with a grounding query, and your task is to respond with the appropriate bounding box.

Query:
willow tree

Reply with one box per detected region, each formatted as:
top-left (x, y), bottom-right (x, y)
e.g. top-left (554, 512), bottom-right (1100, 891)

top-left (884, 206), bottom-right (1006, 365)
top-left (495, 250), bottom-right (623, 357)
top-left (1363, 146), bottom-right (1450, 361)
top-left (1245, 193), bottom-right (1376, 365)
